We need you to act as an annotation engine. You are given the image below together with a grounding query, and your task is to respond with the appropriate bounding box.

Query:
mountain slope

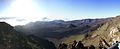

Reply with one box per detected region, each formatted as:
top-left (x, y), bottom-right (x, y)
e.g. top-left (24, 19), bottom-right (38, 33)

top-left (15, 19), bottom-right (109, 46)
top-left (0, 22), bottom-right (56, 49)
top-left (82, 16), bottom-right (120, 48)
top-left (14, 16), bottom-right (120, 49)
top-left (15, 19), bottom-right (107, 38)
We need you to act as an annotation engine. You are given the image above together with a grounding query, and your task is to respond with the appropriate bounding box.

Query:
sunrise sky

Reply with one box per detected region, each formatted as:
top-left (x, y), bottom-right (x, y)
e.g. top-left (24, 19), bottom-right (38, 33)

top-left (0, 0), bottom-right (120, 26)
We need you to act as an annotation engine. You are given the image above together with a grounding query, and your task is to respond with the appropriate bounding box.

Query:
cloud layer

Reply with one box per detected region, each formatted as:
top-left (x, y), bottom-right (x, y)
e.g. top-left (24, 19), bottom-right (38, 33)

top-left (0, 17), bottom-right (16, 20)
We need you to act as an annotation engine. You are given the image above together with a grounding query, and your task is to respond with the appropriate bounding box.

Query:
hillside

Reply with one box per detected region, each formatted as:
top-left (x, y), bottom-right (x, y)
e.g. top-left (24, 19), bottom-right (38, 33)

top-left (15, 19), bottom-right (108, 38)
top-left (82, 16), bottom-right (120, 48)
top-left (56, 16), bottom-right (120, 49)
top-left (14, 16), bottom-right (120, 49)
top-left (0, 22), bottom-right (56, 49)
top-left (14, 18), bottom-right (109, 46)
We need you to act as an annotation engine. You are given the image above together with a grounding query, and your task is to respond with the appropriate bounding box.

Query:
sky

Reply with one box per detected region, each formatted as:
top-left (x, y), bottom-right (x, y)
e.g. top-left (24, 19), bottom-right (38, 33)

top-left (0, 0), bottom-right (120, 26)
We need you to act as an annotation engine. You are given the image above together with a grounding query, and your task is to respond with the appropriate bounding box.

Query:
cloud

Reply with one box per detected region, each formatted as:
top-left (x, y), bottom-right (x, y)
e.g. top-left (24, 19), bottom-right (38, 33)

top-left (0, 17), bottom-right (16, 20)
top-left (16, 19), bottom-right (26, 22)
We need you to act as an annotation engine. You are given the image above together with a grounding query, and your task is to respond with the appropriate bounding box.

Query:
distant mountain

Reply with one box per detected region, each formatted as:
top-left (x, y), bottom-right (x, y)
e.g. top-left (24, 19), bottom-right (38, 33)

top-left (15, 18), bottom-right (109, 46)
top-left (15, 19), bottom-right (107, 38)
top-left (14, 16), bottom-right (120, 49)
top-left (0, 22), bottom-right (56, 49)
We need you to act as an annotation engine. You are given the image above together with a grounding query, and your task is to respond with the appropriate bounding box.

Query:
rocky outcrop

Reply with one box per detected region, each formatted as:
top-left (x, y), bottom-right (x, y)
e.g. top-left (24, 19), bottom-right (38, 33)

top-left (58, 40), bottom-right (107, 49)
top-left (109, 27), bottom-right (120, 45)
top-left (81, 16), bottom-right (120, 48)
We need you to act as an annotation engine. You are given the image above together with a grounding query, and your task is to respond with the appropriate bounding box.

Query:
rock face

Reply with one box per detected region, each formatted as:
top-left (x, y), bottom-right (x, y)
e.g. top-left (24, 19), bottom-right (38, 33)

top-left (81, 16), bottom-right (120, 48)
top-left (109, 27), bottom-right (120, 45)
top-left (0, 22), bottom-right (56, 49)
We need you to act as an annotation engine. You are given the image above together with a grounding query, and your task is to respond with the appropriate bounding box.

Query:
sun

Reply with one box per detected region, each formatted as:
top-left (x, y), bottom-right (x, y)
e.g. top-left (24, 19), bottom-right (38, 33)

top-left (11, 0), bottom-right (34, 16)
top-left (8, 0), bottom-right (41, 20)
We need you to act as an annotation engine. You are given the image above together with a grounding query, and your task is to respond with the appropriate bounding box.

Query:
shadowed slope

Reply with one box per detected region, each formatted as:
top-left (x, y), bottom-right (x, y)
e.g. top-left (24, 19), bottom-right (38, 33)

top-left (0, 22), bottom-right (56, 49)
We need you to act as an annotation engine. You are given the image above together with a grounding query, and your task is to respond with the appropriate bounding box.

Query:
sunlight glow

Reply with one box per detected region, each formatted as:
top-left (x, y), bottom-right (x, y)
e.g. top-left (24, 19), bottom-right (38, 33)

top-left (1, 0), bottom-right (47, 26)
top-left (10, 0), bottom-right (38, 19)
top-left (7, 0), bottom-right (47, 20)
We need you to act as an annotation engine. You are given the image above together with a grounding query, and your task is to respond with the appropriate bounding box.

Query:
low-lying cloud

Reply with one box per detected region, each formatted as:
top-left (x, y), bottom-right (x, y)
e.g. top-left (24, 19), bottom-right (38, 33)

top-left (0, 17), bottom-right (16, 20)
top-left (16, 19), bottom-right (26, 22)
